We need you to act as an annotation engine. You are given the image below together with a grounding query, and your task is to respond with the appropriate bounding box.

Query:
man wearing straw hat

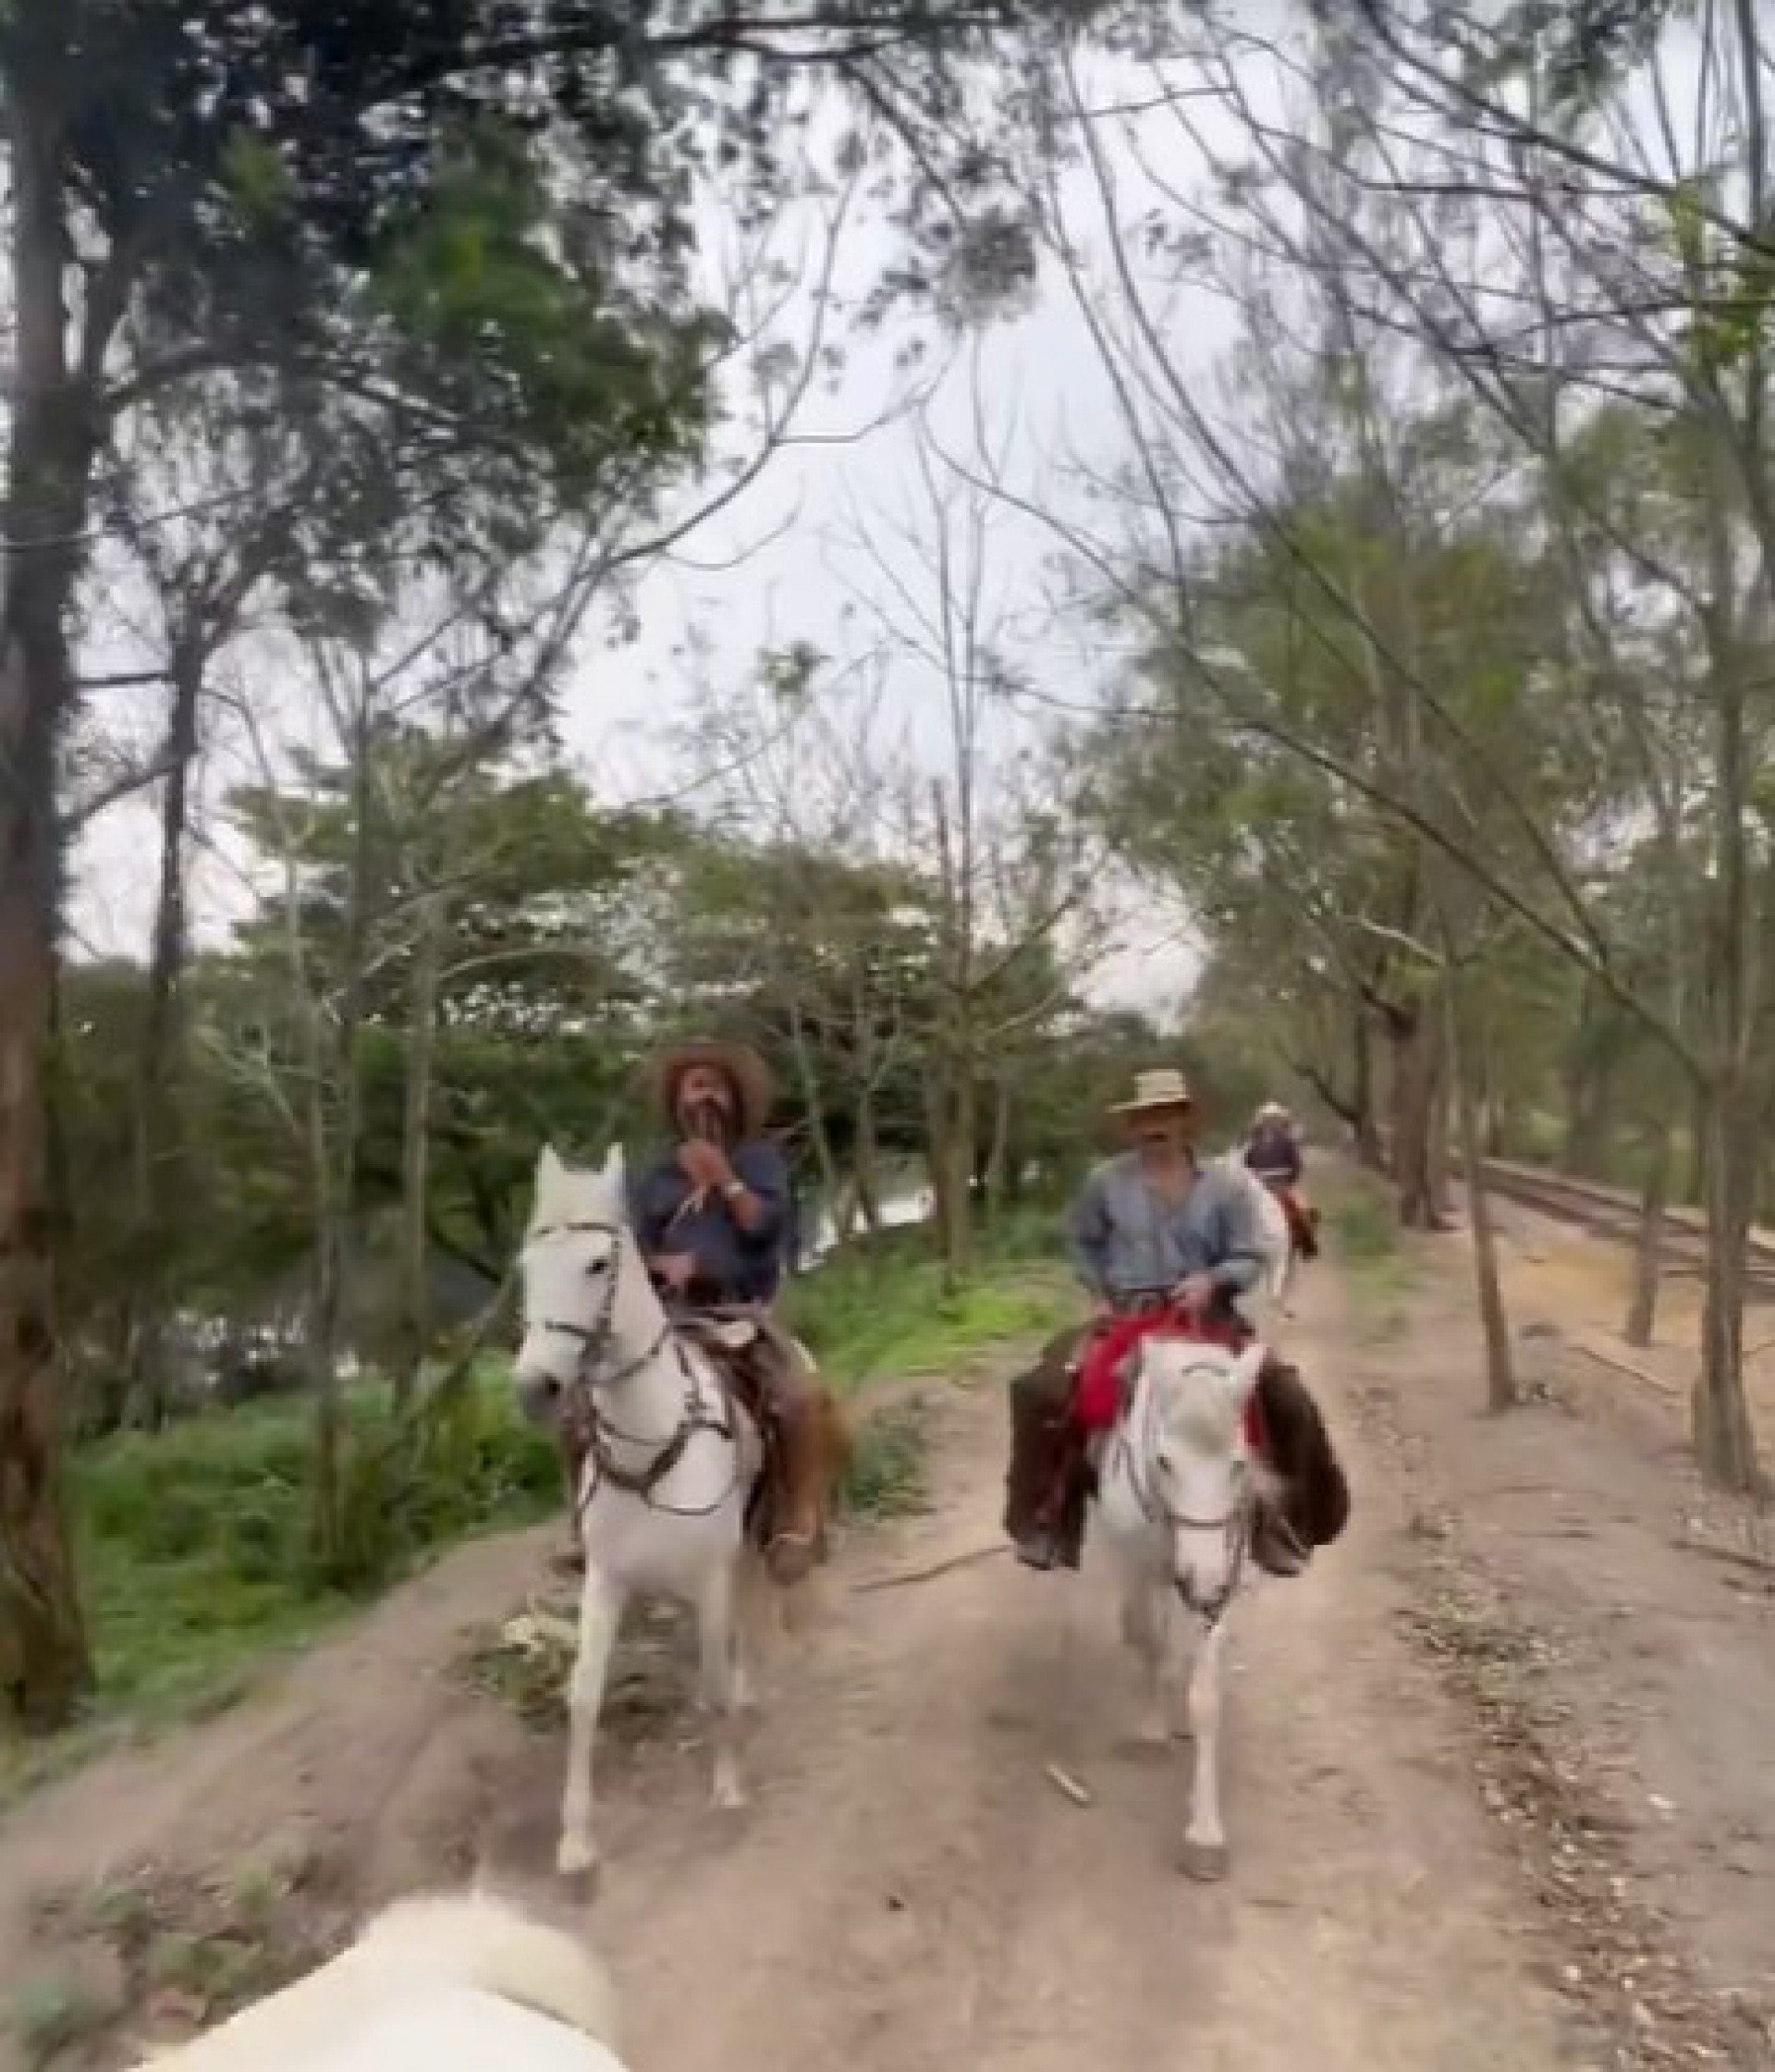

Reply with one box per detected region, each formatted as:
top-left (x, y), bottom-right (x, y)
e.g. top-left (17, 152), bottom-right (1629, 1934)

top-left (1003, 1065), bottom-right (1347, 1573)
top-left (556, 1037), bottom-right (831, 1585)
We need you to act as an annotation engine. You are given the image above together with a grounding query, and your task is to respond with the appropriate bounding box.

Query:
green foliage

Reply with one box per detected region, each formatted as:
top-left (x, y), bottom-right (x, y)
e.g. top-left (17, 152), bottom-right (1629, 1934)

top-left (788, 1235), bottom-right (1074, 1390)
top-left (7, 1972), bottom-right (117, 2069)
top-left (837, 1404), bottom-right (927, 1519)
top-left (55, 1374), bottom-right (557, 1746)
top-left (1324, 1171), bottom-right (1400, 1263)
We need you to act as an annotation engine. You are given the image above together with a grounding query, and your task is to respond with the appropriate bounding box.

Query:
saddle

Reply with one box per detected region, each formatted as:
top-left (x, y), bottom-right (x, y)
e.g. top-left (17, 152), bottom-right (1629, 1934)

top-left (669, 1307), bottom-right (841, 1566)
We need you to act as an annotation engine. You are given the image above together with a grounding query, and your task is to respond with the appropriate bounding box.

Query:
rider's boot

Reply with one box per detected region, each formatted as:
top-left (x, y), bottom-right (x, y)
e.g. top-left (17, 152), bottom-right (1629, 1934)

top-left (766, 1380), bottom-right (827, 1587)
top-left (1250, 1503), bottom-right (1309, 1578)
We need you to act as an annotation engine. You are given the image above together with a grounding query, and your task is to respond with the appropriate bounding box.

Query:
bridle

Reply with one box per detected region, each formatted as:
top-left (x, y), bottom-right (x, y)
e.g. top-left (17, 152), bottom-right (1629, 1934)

top-left (526, 1218), bottom-right (738, 1517)
top-left (1116, 1353), bottom-right (1256, 1631)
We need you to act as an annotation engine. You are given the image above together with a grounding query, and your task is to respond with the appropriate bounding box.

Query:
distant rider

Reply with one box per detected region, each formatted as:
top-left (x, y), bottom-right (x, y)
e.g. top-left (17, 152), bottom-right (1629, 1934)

top-left (1242, 1100), bottom-right (1317, 1260)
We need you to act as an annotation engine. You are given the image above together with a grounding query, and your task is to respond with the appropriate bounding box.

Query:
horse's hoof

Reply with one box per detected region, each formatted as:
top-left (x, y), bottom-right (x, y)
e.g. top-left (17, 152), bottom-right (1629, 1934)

top-left (1180, 1837), bottom-right (1230, 1882)
top-left (712, 1762), bottom-right (748, 1814)
top-left (557, 1836), bottom-right (601, 1883)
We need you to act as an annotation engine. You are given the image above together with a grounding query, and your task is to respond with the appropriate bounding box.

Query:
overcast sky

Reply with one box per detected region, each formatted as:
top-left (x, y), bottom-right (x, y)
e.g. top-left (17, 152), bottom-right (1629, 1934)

top-left (67, 37), bottom-right (1290, 1022)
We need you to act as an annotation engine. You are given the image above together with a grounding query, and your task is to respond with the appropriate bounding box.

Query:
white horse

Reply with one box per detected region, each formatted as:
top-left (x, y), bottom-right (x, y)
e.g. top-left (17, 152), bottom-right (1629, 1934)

top-left (137, 1890), bottom-right (622, 2072)
top-left (513, 1144), bottom-right (763, 1877)
top-left (1095, 1334), bottom-right (1273, 1882)
top-left (1212, 1153), bottom-right (1295, 1323)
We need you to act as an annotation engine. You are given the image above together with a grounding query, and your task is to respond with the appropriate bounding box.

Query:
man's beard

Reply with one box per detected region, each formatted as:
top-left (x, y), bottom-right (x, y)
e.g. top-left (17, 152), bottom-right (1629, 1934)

top-left (685, 1097), bottom-right (734, 1145)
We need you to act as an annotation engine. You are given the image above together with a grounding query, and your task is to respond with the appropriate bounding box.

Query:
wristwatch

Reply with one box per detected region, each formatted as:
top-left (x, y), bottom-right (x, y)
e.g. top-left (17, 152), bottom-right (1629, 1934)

top-left (722, 1177), bottom-right (748, 1203)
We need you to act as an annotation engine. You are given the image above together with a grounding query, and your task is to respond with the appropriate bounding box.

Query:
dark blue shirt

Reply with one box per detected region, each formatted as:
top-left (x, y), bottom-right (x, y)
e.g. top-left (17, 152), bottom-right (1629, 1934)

top-left (629, 1140), bottom-right (792, 1305)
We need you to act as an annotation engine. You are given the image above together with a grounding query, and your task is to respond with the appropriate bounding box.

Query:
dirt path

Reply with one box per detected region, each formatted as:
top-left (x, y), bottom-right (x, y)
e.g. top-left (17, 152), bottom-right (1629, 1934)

top-left (3, 1269), bottom-right (1585, 2069)
top-left (581, 1269), bottom-right (1575, 2072)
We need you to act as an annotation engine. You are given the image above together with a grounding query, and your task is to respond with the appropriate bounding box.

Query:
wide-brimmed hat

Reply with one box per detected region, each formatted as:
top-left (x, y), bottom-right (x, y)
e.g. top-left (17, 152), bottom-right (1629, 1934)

top-left (1109, 1067), bottom-right (1194, 1117)
top-left (651, 1038), bottom-right (774, 1139)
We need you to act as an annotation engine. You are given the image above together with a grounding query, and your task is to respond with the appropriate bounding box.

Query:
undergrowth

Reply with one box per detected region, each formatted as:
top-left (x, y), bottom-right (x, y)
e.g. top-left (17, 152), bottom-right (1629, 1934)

top-left (787, 1222), bottom-right (1071, 1389)
top-left (3, 1374), bottom-right (559, 1801)
top-left (1323, 1169), bottom-right (1414, 1335)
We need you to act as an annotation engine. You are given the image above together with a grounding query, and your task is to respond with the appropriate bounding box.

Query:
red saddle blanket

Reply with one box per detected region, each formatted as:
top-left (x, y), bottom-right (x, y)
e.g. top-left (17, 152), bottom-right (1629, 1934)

top-left (1073, 1308), bottom-right (1265, 1453)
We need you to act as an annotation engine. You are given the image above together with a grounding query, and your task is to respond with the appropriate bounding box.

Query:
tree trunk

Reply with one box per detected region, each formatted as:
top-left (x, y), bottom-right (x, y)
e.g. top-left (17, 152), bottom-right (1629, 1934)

top-left (119, 634), bottom-right (204, 1431)
top-left (1445, 972), bottom-right (1515, 1410)
top-left (307, 671), bottom-right (375, 1572)
top-left (1684, 1083), bottom-right (1708, 1208)
top-left (785, 1004), bottom-right (845, 1244)
top-left (0, 72), bottom-right (94, 1729)
top-left (942, 1068), bottom-right (976, 1284)
top-left (1387, 1001), bottom-right (1443, 1230)
top-left (1695, 1075), bottom-right (1760, 1490)
top-left (982, 1073), bottom-right (1012, 1227)
top-left (1623, 1122), bottom-right (1671, 1351)
top-left (393, 895), bottom-right (443, 1416)
top-left (924, 1053), bottom-right (975, 1288)
top-left (1350, 1004), bottom-right (1385, 1170)
top-left (851, 1089), bottom-right (883, 1234)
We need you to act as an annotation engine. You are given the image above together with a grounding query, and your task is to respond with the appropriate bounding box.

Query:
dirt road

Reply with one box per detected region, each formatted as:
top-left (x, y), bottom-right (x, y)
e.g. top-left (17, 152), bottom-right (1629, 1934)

top-left (3, 1269), bottom-right (1587, 2069)
top-left (579, 1271), bottom-right (1574, 2072)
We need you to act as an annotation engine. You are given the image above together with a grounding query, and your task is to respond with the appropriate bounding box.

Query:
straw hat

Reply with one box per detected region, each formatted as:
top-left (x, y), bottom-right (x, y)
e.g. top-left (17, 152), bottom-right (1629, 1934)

top-left (651, 1038), bottom-right (774, 1140)
top-left (1109, 1067), bottom-right (1194, 1116)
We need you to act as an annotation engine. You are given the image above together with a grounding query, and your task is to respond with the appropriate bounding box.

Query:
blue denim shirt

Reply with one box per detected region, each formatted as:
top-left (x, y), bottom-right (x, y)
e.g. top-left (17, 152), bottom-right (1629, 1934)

top-left (1066, 1154), bottom-right (1262, 1301)
top-left (629, 1140), bottom-right (792, 1305)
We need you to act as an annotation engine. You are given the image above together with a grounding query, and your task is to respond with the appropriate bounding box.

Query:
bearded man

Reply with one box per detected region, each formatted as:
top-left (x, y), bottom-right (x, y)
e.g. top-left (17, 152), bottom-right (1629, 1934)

top-left (555, 1038), bottom-right (827, 1585)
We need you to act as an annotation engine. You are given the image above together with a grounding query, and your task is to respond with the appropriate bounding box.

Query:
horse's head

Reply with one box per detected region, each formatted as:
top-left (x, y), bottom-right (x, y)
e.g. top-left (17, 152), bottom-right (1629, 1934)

top-left (1138, 1337), bottom-right (1267, 1623)
top-left (512, 1143), bottom-right (644, 1426)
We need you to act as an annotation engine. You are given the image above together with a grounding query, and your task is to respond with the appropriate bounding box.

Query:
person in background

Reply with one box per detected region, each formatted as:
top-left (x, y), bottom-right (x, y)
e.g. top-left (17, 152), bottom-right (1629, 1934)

top-left (1242, 1099), bottom-right (1318, 1260)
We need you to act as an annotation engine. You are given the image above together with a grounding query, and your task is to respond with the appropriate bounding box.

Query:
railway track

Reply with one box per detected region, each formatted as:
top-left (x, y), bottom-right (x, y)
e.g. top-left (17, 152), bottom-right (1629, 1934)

top-left (1465, 1156), bottom-right (1775, 1299)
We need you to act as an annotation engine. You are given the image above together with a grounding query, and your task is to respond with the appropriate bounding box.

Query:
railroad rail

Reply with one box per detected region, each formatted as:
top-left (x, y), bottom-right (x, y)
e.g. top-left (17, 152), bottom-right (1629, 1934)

top-left (1461, 1156), bottom-right (1775, 1298)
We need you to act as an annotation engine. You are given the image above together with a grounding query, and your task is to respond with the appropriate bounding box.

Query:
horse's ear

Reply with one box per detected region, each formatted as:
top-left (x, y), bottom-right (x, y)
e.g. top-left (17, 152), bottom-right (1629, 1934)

top-left (536, 1143), bottom-right (566, 1189)
top-left (601, 1142), bottom-right (627, 1189)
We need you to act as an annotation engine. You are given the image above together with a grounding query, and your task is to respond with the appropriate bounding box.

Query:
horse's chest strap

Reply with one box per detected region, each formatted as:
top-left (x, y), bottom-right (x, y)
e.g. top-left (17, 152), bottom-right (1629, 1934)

top-left (585, 1395), bottom-right (733, 1500)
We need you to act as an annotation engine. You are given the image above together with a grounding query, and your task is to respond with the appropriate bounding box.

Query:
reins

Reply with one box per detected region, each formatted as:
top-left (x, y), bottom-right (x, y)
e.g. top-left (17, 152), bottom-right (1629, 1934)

top-left (1114, 1348), bottom-right (1256, 1632)
top-left (530, 1216), bottom-right (745, 1521)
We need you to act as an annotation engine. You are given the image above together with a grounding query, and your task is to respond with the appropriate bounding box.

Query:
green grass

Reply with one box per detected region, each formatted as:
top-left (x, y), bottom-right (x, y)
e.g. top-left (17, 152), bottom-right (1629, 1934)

top-left (787, 1227), bottom-right (1073, 1391)
top-left (3, 1373), bottom-right (560, 1802)
top-left (7, 1971), bottom-right (118, 2069)
top-left (837, 1401), bottom-right (928, 1519)
top-left (1321, 1169), bottom-right (1415, 1334)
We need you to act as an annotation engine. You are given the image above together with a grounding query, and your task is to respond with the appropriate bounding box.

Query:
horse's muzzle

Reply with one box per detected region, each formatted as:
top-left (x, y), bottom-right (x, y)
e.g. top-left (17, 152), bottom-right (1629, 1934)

top-left (1175, 1575), bottom-right (1234, 1626)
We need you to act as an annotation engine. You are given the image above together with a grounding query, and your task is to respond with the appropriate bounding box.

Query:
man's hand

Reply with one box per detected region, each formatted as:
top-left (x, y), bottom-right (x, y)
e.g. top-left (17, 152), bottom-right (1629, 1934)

top-left (677, 1139), bottom-right (732, 1192)
top-left (1172, 1272), bottom-right (1217, 1316)
top-left (650, 1251), bottom-right (698, 1293)
top-left (1087, 1293), bottom-right (1115, 1323)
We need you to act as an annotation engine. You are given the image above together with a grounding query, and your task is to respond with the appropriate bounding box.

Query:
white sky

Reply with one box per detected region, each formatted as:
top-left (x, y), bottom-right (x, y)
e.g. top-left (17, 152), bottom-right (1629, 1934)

top-left (67, 35), bottom-right (1303, 1022)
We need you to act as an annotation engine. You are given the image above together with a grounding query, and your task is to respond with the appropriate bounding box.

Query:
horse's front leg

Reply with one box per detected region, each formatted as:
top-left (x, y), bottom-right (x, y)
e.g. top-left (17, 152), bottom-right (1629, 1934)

top-left (1120, 1571), bottom-right (1174, 1749)
top-left (1179, 1621), bottom-right (1230, 1882)
top-left (696, 1557), bottom-right (747, 1812)
top-left (558, 1561), bottom-right (626, 1879)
